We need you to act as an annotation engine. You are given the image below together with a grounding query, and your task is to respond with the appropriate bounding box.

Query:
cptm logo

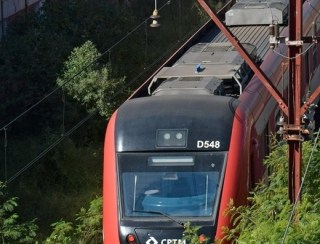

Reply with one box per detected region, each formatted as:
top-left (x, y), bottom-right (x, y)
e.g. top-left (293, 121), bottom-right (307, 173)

top-left (146, 236), bottom-right (186, 244)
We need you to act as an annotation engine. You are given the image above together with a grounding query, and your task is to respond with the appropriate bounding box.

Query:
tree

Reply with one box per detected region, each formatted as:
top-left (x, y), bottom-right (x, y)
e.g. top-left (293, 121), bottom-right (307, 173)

top-left (0, 182), bottom-right (38, 243)
top-left (56, 40), bottom-right (127, 118)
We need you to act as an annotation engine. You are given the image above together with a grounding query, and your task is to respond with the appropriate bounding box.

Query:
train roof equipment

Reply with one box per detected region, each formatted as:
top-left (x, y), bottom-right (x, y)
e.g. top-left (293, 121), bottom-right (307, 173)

top-left (149, 42), bottom-right (257, 97)
top-left (225, 0), bottom-right (289, 26)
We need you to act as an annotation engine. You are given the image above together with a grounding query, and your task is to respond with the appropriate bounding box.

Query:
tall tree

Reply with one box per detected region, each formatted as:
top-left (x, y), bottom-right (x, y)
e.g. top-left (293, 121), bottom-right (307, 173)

top-left (57, 40), bottom-right (127, 118)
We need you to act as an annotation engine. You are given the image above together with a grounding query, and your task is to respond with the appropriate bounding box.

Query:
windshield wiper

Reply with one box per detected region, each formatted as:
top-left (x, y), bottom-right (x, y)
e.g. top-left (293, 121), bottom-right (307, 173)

top-left (133, 210), bottom-right (185, 226)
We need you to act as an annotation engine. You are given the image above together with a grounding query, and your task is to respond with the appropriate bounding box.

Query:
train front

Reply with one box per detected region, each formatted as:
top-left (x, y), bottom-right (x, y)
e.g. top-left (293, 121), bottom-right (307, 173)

top-left (104, 93), bottom-right (237, 244)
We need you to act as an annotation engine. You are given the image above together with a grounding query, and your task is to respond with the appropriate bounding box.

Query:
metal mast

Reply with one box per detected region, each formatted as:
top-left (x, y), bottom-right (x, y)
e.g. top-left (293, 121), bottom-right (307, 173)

top-left (287, 0), bottom-right (303, 203)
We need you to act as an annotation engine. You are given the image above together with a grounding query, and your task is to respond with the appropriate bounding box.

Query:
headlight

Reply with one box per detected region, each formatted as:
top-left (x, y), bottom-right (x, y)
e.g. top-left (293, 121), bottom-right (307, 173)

top-left (156, 129), bottom-right (188, 148)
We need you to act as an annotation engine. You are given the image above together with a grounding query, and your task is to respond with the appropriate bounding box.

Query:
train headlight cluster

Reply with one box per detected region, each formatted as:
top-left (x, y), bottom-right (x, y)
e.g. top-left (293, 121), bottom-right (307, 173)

top-left (156, 129), bottom-right (188, 148)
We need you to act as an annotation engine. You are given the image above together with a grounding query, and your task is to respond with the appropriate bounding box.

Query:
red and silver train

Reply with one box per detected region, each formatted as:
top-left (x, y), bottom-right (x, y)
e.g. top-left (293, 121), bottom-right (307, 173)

top-left (104, 1), bottom-right (320, 243)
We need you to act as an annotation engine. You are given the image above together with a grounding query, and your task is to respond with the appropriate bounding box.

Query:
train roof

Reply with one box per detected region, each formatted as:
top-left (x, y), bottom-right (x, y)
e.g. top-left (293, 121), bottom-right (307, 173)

top-left (152, 43), bottom-right (255, 78)
top-left (148, 19), bottom-right (287, 97)
top-left (225, 0), bottom-right (289, 26)
top-left (150, 42), bottom-right (256, 96)
top-left (151, 76), bottom-right (224, 96)
top-left (210, 23), bottom-right (285, 64)
top-left (212, 25), bottom-right (283, 59)
top-left (128, 8), bottom-right (286, 100)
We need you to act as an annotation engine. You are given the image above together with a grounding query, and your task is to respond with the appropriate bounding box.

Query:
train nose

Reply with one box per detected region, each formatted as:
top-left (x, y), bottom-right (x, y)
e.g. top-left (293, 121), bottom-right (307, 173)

top-left (121, 227), bottom-right (186, 244)
top-left (120, 226), bottom-right (214, 244)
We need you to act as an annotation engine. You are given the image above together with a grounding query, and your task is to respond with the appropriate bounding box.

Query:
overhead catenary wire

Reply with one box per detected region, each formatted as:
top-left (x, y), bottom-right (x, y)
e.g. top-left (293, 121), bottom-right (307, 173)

top-left (4, 0), bottom-right (205, 184)
top-left (6, 110), bottom-right (97, 184)
top-left (306, 0), bottom-right (320, 16)
top-left (4, 35), bottom-right (183, 184)
top-left (0, 0), bottom-right (172, 132)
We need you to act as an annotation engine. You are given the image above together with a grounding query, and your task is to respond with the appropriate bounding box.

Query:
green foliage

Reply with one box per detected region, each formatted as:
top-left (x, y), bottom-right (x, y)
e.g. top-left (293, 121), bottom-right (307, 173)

top-left (0, 182), bottom-right (38, 243)
top-left (44, 196), bottom-right (102, 244)
top-left (57, 40), bottom-right (127, 117)
top-left (183, 222), bottom-right (209, 244)
top-left (223, 139), bottom-right (320, 243)
top-left (75, 197), bottom-right (103, 243)
top-left (43, 221), bottom-right (74, 244)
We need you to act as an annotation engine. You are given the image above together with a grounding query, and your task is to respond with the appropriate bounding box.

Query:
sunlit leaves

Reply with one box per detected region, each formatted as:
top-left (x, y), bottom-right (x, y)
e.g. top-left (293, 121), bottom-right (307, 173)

top-left (224, 139), bottom-right (320, 243)
top-left (44, 196), bottom-right (102, 244)
top-left (57, 40), bottom-right (127, 117)
top-left (0, 182), bottom-right (38, 243)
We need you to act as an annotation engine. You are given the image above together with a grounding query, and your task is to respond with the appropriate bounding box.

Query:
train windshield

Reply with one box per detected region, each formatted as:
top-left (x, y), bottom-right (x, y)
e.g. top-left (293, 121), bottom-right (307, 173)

top-left (118, 152), bottom-right (226, 220)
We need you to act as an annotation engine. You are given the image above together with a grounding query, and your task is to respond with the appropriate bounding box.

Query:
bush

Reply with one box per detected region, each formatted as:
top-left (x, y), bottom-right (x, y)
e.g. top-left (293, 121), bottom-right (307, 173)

top-left (223, 139), bottom-right (320, 243)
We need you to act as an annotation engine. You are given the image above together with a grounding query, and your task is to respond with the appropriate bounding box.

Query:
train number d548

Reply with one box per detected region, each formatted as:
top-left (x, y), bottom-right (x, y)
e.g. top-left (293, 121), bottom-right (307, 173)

top-left (197, 140), bottom-right (221, 149)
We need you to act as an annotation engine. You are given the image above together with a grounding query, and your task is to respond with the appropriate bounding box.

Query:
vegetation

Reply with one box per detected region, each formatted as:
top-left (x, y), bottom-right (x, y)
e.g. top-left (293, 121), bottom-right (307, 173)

top-left (57, 40), bottom-right (127, 118)
top-left (0, 181), bottom-right (102, 243)
top-left (183, 222), bottom-right (209, 244)
top-left (223, 139), bottom-right (320, 243)
top-left (44, 196), bottom-right (102, 244)
top-left (0, 182), bottom-right (38, 243)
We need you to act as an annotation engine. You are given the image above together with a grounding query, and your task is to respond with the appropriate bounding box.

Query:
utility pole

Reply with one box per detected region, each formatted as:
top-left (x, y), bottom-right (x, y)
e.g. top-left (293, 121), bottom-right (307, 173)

top-left (197, 0), bottom-right (320, 203)
top-left (287, 0), bottom-right (303, 203)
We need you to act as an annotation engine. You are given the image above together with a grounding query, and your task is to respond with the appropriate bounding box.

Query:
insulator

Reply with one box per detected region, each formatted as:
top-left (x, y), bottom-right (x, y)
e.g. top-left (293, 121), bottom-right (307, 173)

top-left (269, 24), bottom-right (275, 36)
top-left (150, 20), bottom-right (160, 28)
top-left (277, 115), bottom-right (285, 125)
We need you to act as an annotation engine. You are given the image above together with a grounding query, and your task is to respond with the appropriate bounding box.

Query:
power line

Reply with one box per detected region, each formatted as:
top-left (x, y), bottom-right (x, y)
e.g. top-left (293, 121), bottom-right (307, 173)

top-left (4, 17), bottom-right (205, 184)
top-left (306, 0), bottom-right (320, 16)
top-left (6, 110), bottom-right (97, 184)
top-left (0, 0), bottom-right (172, 132)
top-left (4, 3), bottom-right (208, 184)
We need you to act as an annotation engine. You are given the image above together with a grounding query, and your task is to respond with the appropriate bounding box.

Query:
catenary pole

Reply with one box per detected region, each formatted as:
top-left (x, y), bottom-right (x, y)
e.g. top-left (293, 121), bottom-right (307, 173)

top-left (287, 0), bottom-right (303, 203)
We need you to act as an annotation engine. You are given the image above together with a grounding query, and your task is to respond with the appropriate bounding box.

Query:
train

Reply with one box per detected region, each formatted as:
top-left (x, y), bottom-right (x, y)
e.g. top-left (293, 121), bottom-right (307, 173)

top-left (103, 1), bottom-right (320, 243)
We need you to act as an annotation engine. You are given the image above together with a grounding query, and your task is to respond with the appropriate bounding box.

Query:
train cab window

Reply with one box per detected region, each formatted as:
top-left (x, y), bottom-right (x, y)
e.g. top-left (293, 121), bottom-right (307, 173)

top-left (118, 152), bottom-right (226, 220)
top-left (122, 171), bottom-right (218, 217)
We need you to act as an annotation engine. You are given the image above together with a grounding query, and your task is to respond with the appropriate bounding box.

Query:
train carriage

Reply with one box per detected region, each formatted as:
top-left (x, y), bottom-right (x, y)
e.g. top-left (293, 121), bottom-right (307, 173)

top-left (103, 1), bottom-right (320, 243)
